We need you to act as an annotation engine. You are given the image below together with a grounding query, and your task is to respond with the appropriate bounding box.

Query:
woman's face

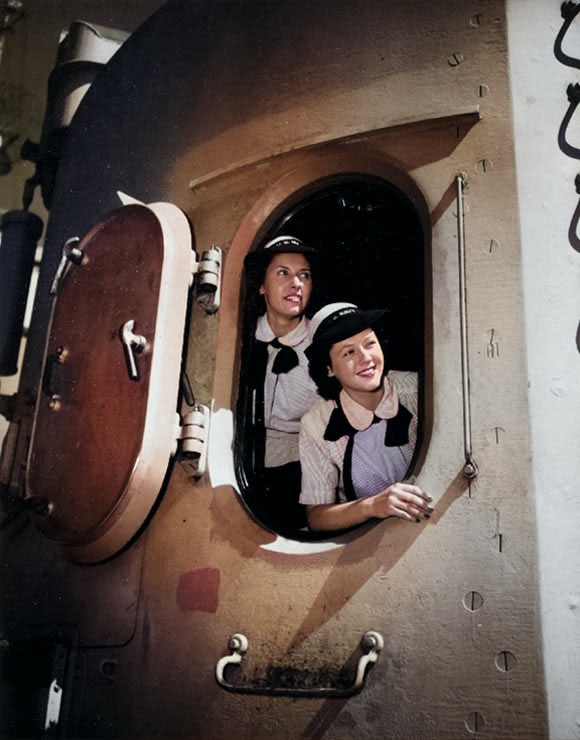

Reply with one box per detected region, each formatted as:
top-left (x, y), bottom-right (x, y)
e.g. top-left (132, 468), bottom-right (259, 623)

top-left (328, 328), bottom-right (384, 399)
top-left (259, 252), bottom-right (313, 324)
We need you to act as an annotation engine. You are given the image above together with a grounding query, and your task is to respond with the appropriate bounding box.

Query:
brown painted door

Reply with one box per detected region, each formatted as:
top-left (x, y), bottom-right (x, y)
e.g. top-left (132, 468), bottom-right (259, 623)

top-left (26, 203), bottom-right (192, 562)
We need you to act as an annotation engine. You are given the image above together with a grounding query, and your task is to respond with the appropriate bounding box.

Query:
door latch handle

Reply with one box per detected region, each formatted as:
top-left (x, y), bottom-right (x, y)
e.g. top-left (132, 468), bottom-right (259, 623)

top-left (216, 631), bottom-right (384, 697)
top-left (120, 320), bottom-right (148, 381)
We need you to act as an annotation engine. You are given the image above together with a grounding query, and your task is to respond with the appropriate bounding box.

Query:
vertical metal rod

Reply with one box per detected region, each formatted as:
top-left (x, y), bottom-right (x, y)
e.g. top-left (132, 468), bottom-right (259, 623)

top-left (456, 174), bottom-right (477, 480)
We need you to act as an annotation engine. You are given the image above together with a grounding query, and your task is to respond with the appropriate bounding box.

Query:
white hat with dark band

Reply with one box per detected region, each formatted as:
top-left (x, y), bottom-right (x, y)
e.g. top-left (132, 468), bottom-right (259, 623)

top-left (244, 235), bottom-right (319, 268)
top-left (307, 302), bottom-right (387, 355)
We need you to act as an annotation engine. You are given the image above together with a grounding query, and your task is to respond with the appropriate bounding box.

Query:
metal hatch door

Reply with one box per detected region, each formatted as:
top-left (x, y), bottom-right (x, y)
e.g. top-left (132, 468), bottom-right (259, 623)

top-left (25, 202), bottom-right (193, 564)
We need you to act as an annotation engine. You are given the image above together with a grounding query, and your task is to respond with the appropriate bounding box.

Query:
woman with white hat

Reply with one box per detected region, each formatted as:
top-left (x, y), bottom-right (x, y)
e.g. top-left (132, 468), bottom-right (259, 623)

top-left (242, 235), bottom-right (320, 533)
top-left (299, 302), bottom-right (432, 532)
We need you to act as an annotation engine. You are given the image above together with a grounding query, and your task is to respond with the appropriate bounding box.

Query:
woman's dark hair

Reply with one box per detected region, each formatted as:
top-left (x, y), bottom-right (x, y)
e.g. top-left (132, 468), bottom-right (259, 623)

top-left (308, 331), bottom-right (389, 401)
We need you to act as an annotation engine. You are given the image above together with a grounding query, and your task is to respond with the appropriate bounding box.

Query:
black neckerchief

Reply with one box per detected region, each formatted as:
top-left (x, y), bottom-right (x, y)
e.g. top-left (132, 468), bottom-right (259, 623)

top-left (269, 338), bottom-right (299, 374)
top-left (323, 397), bottom-right (412, 501)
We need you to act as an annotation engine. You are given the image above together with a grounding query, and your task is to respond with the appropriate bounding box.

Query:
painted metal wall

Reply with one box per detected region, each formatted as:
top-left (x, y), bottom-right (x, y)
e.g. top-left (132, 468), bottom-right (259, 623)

top-left (507, 2), bottom-right (580, 738)
top-left (0, 0), bottom-right (555, 737)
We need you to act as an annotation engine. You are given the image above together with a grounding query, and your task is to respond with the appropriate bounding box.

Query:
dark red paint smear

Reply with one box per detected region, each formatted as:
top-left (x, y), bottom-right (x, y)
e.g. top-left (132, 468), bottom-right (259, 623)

top-left (176, 568), bottom-right (220, 612)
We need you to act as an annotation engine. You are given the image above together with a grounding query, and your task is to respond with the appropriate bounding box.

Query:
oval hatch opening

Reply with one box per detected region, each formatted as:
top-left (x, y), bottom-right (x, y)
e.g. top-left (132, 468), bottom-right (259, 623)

top-left (236, 174), bottom-right (427, 541)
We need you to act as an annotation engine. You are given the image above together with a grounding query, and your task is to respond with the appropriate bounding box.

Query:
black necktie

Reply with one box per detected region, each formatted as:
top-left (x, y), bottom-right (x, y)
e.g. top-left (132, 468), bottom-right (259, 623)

top-left (270, 338), bottom-right (299, 374)
top-left (324, 400), bottom-right (412, 501)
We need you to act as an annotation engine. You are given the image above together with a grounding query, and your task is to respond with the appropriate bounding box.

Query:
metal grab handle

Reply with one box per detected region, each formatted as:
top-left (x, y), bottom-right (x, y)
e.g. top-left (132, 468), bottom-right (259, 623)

top-left (554, 1), bottom-right (580, 69)
top-left (558, 83), bottom-right (580, 159)
top-left (567, 173), bottom-right (580, 253)
top-left (215, 631), bottom-right (384, 698)
top-left (120, 320), bottom-right (148, 381)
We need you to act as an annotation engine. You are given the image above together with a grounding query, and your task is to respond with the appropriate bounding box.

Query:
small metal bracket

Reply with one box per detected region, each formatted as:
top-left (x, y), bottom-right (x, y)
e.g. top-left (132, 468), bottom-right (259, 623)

top-left (462, 460), bottom-right (478, 481)
top-left (179, 404), bottom-right (210, 478)
top-left (193, 246), bottom-right (222, 314)
top-left (50, 237), bottom-right (84, 295)
top-left (215, 631), bottom-right (384, 698)
top-left (44, 643), bottom-right (68, 733)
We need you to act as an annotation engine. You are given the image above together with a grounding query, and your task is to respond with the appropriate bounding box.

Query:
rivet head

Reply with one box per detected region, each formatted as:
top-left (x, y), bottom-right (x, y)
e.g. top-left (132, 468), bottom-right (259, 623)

top-left (48, 396), bottom-right (61, 411)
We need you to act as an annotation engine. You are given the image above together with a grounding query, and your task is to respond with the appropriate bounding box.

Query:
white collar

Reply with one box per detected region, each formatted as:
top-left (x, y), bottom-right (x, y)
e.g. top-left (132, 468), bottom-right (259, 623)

top-left (339, 374), bottom-right (399, 431)
top-left (255, 315), bottom-right (309, 347)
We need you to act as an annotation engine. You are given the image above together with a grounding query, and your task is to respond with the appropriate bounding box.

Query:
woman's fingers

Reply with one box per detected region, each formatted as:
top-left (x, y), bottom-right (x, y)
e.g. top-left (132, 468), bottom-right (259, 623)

top-left (375, 483), bottom-right (433, 521)
top-left (391, 505), bottom-right (416, 522)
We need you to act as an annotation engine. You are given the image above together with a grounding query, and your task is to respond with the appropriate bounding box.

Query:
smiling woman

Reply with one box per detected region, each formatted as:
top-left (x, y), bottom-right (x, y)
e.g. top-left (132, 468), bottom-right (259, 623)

top-left (328, 325), bottom-right (386, 402)
top-left (298, 302), bottom-right (430, 533)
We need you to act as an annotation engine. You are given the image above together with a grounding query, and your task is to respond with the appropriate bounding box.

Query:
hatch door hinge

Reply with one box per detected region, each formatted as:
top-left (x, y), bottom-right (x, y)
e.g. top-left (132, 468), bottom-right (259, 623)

top-left (178, 404), bottom-right (210, 479)
top-left (192, 246), bottom-right (222, 314)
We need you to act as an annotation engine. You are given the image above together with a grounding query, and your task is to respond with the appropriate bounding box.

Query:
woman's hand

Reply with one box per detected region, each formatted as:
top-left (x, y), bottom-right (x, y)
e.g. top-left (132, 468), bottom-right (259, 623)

top-left (306, 483), bottom-right (432, 531)
top-left (364, 482), bottom-right (432, 522)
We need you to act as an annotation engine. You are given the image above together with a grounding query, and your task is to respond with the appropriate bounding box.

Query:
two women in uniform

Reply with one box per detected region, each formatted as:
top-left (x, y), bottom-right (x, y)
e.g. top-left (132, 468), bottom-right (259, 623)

top-left (244, 241), bottom-right (429, 535)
